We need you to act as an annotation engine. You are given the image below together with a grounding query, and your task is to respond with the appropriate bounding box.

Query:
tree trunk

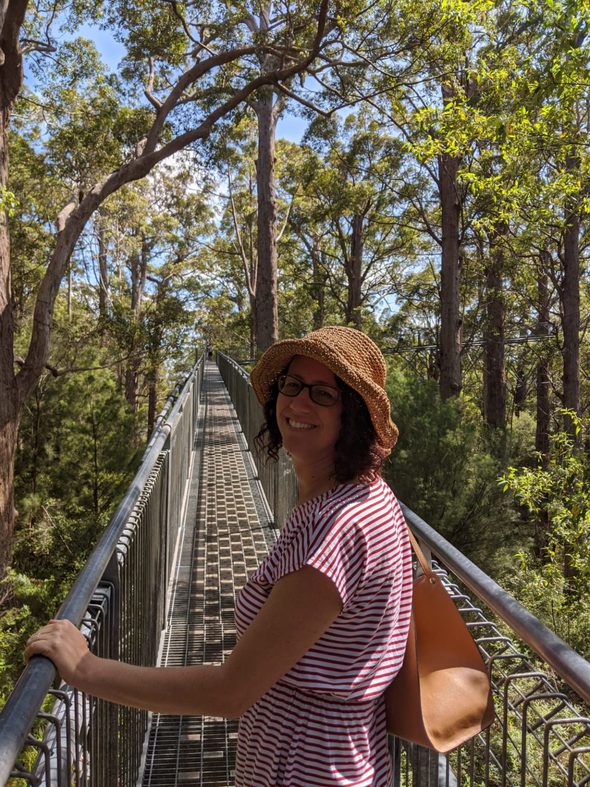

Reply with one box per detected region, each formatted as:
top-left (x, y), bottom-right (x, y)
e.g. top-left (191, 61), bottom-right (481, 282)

top-left (535, 264), bottom-right (551, 460)
top-left (249, 241), bottom-right (257, 357)
top-left (483, 231), bottom-right (506, 428)
top-left (0, 91), bottom-right (19, 576)
top-left (438, 146), bottom-right (462, 400)
top-left (0, 410), bottom-right (18, 568)
top-left (254, 88), bottom-right (279, 351)
top-left (97, 217), bottom-right (109, 324)
top-left (561, 152), bottom-right (580, 436)
top-left (130, 235), bottom-right (148, 313)
top-left (125, 235), bottom-right (148, 412)
top-left (249, 290), bottom-right (256, 358)
top-left (346, 213), bottom-right (363, 329)
top-left (311, 240), bottom-right (325, 330)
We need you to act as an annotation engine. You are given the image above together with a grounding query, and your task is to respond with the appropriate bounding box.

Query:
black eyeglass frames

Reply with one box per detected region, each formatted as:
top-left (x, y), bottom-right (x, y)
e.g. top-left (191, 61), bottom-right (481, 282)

top-left (277, 374), bottom-right (340, 407)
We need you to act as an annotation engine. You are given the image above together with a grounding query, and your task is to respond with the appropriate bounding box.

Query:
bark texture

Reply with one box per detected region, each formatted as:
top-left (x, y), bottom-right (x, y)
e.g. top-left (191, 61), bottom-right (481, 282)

top-left (311, 237), bottom-right (325, 330)
top-left (438, 148), bottom-right (462, 400)
top-left (0, 1), bottom-right (27, 573)
top-left (483, 232), bottom-right (506, 427)
top-left (345, 213), bottom-right (363, 329)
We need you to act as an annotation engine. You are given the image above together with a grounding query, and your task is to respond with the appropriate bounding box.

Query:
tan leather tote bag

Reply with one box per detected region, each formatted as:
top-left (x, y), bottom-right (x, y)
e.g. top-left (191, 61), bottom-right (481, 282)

top-left (386, 527), bottom-right (495, 753)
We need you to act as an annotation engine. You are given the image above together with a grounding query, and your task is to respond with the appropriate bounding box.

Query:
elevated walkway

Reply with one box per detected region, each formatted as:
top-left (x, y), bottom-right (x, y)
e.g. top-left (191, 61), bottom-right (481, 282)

top-left (141, 362), bottom-right (276, 786)
top-left (2, 354), bottom-right (590, 787)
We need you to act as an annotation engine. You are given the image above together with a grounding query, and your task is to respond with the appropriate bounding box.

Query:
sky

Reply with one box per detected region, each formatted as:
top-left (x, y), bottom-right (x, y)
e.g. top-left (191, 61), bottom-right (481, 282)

top-left (73, 22), bottom-right (308, 143)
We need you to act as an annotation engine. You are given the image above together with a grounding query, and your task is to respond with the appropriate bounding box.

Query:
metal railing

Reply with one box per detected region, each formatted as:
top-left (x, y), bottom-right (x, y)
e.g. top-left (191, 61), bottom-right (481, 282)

top-left (0, 357), bottom-right (204, 787)
top-left (218, 351), bottom-right (590, 787)
top-left (217, 352), bottom-right (297, 529)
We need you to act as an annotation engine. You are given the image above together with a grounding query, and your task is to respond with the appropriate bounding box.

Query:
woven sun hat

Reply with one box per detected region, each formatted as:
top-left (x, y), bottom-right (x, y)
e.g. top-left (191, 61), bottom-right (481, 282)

top-left (250, 325), bottom-right (398, 450)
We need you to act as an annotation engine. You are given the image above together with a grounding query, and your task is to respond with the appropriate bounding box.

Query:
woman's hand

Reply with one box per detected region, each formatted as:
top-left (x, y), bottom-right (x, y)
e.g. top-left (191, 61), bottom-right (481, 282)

top-left (25, 619), bottom-right (94, 686)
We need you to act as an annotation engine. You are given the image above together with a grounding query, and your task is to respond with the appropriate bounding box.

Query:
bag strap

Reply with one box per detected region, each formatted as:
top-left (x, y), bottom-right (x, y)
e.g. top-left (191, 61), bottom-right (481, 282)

top-left (404, 524), bottom-right (436, 581)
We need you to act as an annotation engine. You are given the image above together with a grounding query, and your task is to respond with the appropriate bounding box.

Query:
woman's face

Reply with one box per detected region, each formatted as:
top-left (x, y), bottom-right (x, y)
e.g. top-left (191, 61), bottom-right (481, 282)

top-left (275, 355), bottom-right (343, 465)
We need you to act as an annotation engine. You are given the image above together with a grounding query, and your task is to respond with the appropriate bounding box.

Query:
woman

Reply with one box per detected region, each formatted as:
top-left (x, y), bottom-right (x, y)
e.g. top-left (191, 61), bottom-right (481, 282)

top-left (26, 325), bottom-right (413, 786)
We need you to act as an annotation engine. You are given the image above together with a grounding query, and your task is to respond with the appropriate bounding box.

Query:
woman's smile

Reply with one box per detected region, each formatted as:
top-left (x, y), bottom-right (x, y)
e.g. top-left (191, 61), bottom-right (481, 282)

top-left (285, 418), bottom-right (316, 430)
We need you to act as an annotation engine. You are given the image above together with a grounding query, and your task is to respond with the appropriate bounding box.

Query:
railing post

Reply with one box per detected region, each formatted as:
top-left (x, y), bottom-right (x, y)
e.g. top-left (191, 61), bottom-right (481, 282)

top-left (102, 553), bottom-right (122, 785)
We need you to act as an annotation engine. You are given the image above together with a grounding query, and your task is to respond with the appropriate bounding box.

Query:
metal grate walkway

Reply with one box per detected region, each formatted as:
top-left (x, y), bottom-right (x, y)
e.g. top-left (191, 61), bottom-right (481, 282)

top-left (141, 362), bottom-right (277, 787)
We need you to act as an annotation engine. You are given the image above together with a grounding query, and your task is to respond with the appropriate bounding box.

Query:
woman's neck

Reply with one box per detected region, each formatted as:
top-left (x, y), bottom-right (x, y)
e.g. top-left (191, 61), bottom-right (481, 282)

top-left (292, 457), bottom-right (337, 504)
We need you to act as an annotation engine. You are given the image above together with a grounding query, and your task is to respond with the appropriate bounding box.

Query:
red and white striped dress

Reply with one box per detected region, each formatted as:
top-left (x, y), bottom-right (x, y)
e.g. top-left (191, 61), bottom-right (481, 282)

top-left (234, 476), bottom-right (413, 786)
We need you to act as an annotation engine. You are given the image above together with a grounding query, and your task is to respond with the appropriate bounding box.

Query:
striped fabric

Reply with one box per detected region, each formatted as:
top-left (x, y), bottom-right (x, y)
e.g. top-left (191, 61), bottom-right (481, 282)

top-left (234, 477), bottom-right (413, 786)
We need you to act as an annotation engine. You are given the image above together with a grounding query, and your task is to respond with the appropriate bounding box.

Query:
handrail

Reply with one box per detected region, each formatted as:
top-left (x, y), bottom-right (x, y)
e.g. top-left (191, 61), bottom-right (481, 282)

top-left (217, 351), bottom-right (298, 529)
top-left (401, 504), bottom-right (590, 706)
top-left (0, 357), bottom-right (204, 785)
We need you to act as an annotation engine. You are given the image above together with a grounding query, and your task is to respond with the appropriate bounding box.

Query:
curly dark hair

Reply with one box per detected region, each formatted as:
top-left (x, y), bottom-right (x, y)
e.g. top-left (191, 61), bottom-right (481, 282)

top-left (254, 372), bottom-right (389, 484)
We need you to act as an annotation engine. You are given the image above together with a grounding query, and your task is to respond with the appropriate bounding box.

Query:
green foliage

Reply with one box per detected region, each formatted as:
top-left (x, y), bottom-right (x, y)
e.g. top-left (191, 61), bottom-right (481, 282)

top-left (5, 0), bottom-right (590, 713)
top-left (386, 368), bottom-right (534, 575)
top-left (1, 363), bottom-right (140, 695)
top-left (0, 570), bottom-right (64, 703)
top-left (8, 131), bottom-right (62, 325)
top-left (14, 367), bottom-right (139, 576)
top-left (500, 411), bottom-right (590, 656)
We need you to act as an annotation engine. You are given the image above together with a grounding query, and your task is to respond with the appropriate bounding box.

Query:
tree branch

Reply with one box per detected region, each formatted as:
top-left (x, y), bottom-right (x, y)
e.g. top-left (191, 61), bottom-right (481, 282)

top-left (273, 81), bottom-right (331, 116)
top-left (142, 44), bottom-right (259, 155)
top-left (14, 353), bottom-right (144, 379)
top-left (144, 57), bottom-right (162, 109)
top-left (16, 0), bottom-right (331, 402)
top-left (161, 0), bottom-right (200, 45)
top-left (277, 187), bottom-right (297, 243)
top-left (228, 175), bottom-right (255, 297)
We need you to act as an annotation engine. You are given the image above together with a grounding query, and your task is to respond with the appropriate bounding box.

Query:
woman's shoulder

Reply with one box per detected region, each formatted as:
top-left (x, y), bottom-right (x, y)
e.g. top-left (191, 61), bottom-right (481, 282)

top-left (284, 477), bottom-right (401, 546)
top-left (308, 476), bottom-right (398, 533)
top-left (323, 475), bottom-right (397, 510)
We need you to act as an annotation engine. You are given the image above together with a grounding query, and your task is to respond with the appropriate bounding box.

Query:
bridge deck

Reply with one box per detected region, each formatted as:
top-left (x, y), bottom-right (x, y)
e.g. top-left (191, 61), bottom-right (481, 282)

top-left (141, 362), bottom-right (277, 787)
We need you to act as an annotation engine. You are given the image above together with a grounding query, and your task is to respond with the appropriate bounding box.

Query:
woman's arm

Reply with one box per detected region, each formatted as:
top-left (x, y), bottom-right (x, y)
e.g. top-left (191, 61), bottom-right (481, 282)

top-left (25, 565), bottom-right (342, 718)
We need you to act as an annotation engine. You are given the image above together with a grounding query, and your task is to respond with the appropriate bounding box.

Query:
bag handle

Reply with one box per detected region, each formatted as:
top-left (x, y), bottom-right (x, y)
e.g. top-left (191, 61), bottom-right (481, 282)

top-left (404, 525), bottom-right (436, 582)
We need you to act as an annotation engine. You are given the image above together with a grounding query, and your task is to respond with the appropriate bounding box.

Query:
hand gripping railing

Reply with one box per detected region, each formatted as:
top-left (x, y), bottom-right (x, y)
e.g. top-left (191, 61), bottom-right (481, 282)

top-left (0, 356), bottom-right (204, 787)
top-left (217, 350), bottom-right (590, 787)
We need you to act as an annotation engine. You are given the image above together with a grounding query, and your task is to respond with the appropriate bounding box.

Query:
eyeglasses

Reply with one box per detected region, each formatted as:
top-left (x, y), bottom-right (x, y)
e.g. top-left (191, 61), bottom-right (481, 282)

top-left (277, 374), bottom-right (340, 407)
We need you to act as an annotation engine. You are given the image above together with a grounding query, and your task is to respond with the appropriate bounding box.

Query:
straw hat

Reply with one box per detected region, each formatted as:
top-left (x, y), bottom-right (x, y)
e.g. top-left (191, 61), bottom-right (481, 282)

top-left (250, 326), bottom-right (398, 450)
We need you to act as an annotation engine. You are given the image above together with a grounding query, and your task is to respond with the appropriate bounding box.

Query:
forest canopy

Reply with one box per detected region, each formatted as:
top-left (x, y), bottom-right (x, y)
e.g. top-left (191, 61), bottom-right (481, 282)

top-left (1, 0), bottom-right (589, 698)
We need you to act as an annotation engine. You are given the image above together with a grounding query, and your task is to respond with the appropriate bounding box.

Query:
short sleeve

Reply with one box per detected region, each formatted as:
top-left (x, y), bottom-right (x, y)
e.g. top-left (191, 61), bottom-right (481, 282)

top-left (247, 479), bottom-right (414, 703)
top-left (260, 494), bottom-right (369, 609)
top-left (305, 514), bottom-right (367, 608)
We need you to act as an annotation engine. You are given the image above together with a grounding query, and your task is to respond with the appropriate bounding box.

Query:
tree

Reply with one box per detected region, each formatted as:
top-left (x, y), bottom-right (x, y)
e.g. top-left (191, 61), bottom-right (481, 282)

top-left (0, 0), bottom-right (332, 576)
top-left (91, 159), bottom-right (214, 428)
top-left (285, 112), bottom-right (419, 329)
